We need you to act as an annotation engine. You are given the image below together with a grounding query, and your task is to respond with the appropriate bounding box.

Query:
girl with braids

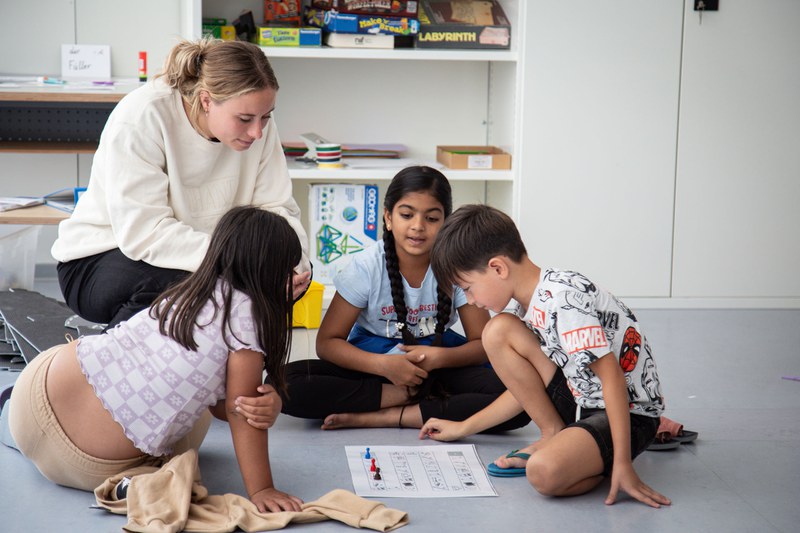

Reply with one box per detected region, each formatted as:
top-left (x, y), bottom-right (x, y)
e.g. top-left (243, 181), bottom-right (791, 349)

top-left (9, 207), bottom-right (304, 513)
top-left (53, 38), bottom-right (311, 331)
top-left (278, 166), bottom-right (531, 433)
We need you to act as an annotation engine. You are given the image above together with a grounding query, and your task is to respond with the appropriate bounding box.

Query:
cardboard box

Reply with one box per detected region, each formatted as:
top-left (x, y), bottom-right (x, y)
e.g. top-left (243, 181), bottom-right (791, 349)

top-left (292, 280), bottom-right (324, 328)
top-left (309, 184), bottom-right (380, 285)
top-left (318, 10), bottom-right (420, 35)
top-left (416, 0), bottom-right (511, 49)
top-left (254, 26), bottom-right (322, 46)
top-left (436, 145), bottom-right (511, 170)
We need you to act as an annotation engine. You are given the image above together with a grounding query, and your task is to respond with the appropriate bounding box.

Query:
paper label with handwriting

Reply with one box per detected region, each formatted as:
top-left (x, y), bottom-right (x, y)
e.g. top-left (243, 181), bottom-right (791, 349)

top-left (61, 44), bottom-right (111, 80)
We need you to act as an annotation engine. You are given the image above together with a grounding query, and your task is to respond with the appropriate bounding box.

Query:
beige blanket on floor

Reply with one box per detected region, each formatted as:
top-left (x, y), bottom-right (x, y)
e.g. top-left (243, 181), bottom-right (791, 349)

top-left (94, 449), bottom-right (408, 533)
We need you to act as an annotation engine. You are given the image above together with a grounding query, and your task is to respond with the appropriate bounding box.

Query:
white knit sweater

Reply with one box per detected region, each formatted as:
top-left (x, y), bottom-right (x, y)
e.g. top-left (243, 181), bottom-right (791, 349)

top-left (52, 78), bottom-right (309, 273)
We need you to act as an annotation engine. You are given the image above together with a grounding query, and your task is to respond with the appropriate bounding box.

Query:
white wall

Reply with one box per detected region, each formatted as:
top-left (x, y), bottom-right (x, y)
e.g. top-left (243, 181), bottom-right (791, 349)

top-left (0, 1), bottom-right (75, 77)
top-left (0, 0), bottom-right (186, 264)
top-left (672, 0), bottom-right (800, 300)
top-left (0, 0), bottom-right (183, 78)
top-left (518, 1), bottom-right (683, 298)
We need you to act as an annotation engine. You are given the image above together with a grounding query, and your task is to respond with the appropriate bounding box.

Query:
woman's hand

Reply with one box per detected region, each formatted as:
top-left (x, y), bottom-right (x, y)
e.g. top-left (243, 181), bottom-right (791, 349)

top-left (379, 353), bottom-right (429, 387)
top-left (419, 417), bottom-right (467, 442)
top-left (250, 487), bottom-right (304, 513)
top-left (292, 271), bottom-right (312, 301)
top-left (233, 384), bottom-right (282, 430)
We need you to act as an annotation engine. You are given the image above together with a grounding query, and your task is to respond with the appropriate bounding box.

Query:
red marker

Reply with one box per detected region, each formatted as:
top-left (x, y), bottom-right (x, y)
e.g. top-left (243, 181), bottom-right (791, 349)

top-left (138, 51), bottom-right (147, 82)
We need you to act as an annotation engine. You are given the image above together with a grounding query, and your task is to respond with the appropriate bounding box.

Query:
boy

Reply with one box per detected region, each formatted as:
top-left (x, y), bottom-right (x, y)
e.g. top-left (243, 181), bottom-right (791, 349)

top-left (420, 204), bottom-right (670, 509)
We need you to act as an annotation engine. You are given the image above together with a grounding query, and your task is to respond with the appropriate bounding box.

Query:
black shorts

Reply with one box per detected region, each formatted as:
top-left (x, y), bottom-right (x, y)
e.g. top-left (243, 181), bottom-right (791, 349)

top-left (546, 369), bottom-right (659, 477)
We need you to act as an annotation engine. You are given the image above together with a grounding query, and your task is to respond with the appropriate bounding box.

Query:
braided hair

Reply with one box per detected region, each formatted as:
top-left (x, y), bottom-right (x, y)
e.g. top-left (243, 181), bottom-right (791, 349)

top-left (383, 166), bottom-right (453, 347)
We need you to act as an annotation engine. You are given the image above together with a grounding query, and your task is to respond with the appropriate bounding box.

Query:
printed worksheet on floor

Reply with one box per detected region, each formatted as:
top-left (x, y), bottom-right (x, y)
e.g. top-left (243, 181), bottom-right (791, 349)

top-left (345, 445), bottom-right (498, 498)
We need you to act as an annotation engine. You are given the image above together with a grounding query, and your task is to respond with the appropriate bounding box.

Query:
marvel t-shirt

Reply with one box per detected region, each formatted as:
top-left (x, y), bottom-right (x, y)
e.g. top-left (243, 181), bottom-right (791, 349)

top-left (517, 268), bottom-right (664, 417)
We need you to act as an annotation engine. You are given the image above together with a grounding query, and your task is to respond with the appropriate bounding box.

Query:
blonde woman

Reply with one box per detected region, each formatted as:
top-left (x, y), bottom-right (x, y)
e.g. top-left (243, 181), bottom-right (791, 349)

top-left (53, 39), bottom-right (311, 331)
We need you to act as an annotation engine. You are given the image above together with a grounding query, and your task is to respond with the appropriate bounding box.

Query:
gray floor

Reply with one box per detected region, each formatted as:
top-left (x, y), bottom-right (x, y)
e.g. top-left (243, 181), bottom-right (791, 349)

top-left (1, 278), bottom-right (799, 532)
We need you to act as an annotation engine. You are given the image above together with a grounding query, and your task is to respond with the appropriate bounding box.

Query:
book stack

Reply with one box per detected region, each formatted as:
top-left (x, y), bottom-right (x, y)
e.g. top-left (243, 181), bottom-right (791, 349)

top-left (0, 187), bottom-right (86, 214)
top-left (0, 197), bottom-right (43, 213)
top-left (43, 187), bottom-right (85, 213)
top-left (283, 142), bottom-right (407, 159)
top-left (305, 1), bottom-right (420, 49)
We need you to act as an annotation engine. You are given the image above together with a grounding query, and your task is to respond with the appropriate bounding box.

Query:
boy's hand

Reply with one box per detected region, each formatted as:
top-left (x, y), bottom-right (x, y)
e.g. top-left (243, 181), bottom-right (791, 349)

top-left (419, 417), bottom-right (466, 442)
top-left (606, 461), bottom-right (671, 508)
top-left (234, 384), bottom-right (282, 430)
top-left (250, 487), bottom-right (303, 513)
top-left (398, 345), bottom-right (441, 372)
top-left (380, 353), bottom-right (429, 387)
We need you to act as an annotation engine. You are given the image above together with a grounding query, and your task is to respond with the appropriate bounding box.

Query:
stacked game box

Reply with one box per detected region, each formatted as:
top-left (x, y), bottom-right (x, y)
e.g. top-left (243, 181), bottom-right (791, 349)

top-left (264, 0), bottom-right (303, 24)
top-left (320, 0), bottom-right (420, 17)
top-left (306, 0), bottom-right (420, 49)
top-left (255, 1), bottom-right (322, 46)
top-left (416, 0), bottom-right (511, 49)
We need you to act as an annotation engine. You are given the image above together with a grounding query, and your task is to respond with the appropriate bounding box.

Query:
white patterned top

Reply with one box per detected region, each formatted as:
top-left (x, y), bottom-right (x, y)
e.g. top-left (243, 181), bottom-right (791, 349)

top-left (77, 281), bottom-right (262, 456)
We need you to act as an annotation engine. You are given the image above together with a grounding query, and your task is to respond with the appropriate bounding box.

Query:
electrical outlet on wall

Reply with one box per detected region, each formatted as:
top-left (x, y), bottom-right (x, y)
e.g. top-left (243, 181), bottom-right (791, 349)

top-left (694, 0), bottom-right (719, 11)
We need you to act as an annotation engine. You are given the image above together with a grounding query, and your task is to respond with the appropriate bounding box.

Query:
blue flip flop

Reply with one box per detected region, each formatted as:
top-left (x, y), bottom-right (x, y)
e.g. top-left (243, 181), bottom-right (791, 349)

top-left (487, 449), bottom-right (531, 477)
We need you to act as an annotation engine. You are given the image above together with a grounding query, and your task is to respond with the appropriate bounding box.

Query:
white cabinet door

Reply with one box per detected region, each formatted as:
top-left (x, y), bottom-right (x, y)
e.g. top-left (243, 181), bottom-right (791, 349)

top-left (672, 0), bottom-right (800, 298)
top-left (517, 1), bottom-right (683, 298)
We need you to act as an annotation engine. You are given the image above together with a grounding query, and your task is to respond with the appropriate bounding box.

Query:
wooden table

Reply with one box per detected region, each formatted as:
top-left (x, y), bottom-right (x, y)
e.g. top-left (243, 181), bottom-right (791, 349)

top-left (0, 204), bottom-right (69, 225)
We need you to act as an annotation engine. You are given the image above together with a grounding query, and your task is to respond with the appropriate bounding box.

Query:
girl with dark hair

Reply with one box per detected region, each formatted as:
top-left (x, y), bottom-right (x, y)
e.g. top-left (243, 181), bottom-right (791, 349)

top-left (278, 166), bottom-right (530, 432)
top-left (8, 207), bottom-right (304, 513)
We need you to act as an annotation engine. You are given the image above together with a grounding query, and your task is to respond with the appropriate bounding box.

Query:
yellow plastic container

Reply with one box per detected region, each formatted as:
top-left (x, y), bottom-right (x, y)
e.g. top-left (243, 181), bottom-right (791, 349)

top-left (292, 280), bottom-right (324, 328)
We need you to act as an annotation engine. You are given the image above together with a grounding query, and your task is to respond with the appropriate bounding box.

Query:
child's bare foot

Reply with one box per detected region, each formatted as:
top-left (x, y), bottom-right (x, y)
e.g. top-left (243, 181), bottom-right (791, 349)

top-left (493, 443), bottom-right (537, 469)
top-left (321, 412), bottom-right (360, 429)
top-left (322, 405), bottom-right (422, 430)
top-left (322, 408), bottom-right (401, 430)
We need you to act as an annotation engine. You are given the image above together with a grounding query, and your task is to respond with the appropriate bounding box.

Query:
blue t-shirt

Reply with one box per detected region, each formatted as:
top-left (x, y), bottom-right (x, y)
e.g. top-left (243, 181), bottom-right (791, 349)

top-left (334, 241), bottom-right (467, 340)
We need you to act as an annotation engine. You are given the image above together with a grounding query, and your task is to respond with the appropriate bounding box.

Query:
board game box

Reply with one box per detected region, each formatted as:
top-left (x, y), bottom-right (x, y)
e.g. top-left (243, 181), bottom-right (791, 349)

top-left (311, 0), bottom-right (419, 18)
top-left (416, 0), bottom-right (511, 49)
top-left (309, 184), bottom-right (380, 285)
top-left (254, 26), bottom-right (322, 46)
top-left (306, 9), bottom-right (420, 35)
top-left (264, 1), bottom-right (302, 24)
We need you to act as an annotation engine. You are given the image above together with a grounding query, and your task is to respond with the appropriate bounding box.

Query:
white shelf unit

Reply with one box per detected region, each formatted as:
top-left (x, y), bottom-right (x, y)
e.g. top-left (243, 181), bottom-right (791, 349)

top-left (244, 46), bottom-right (519, 62)
top-left (191, 0), bottom-right (525, 223)
top-left (287, 159), bottom-right (515, 182)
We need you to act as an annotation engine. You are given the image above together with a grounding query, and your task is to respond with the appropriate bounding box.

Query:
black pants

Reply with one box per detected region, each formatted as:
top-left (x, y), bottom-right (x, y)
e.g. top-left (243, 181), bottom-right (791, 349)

top-left (276, 359), bottom-right (531, 433)
top-left (546, 369), bottom-right (659, 476)
top-left (57, 249), bottom-right (189, 330)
